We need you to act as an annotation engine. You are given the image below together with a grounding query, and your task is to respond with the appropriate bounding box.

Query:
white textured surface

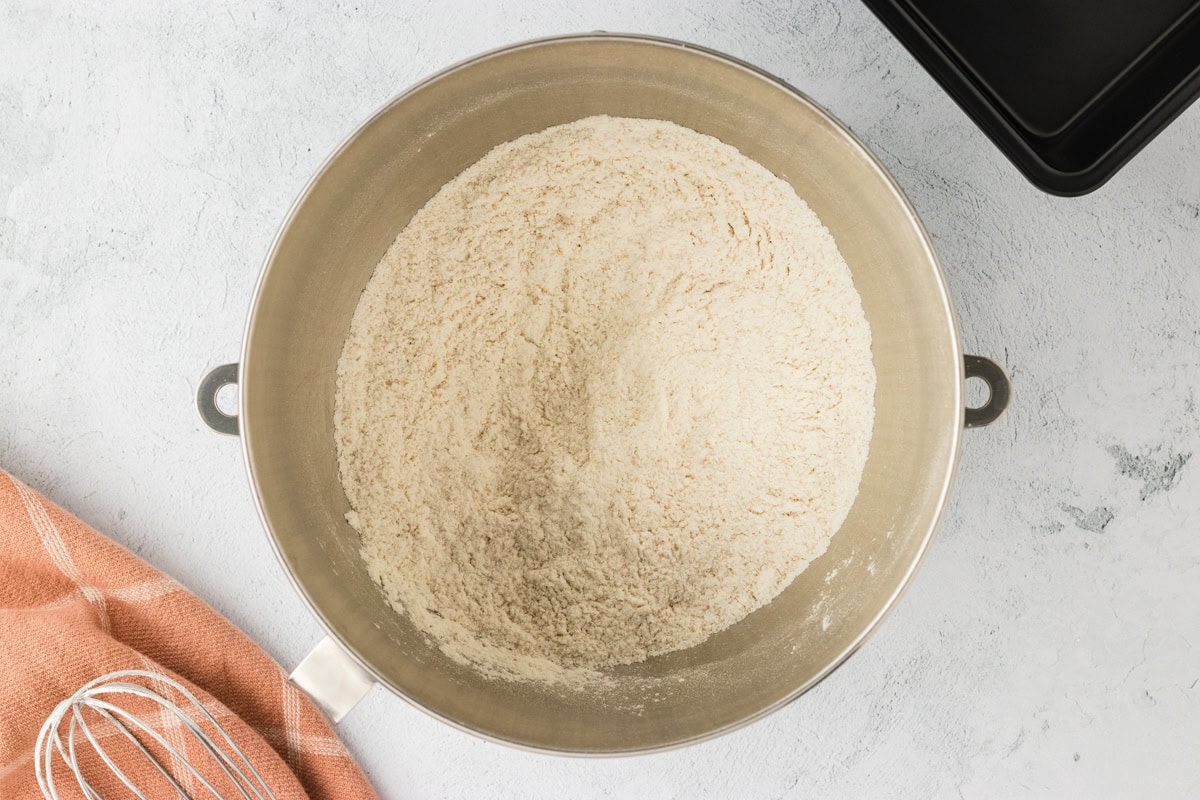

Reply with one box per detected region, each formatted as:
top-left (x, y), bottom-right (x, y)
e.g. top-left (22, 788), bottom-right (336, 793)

top-left (2, 2), bottom-right (1198, 797)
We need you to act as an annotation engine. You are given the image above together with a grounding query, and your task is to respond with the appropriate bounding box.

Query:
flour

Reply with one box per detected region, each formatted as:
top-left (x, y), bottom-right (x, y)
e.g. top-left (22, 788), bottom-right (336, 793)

top-left (334, 116), bottom-right (875, 682)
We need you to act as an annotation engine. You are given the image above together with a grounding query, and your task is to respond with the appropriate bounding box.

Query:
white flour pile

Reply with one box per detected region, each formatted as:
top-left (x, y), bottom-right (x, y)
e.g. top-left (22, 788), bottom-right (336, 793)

top-left (335, 116), bottom-right (875, 682)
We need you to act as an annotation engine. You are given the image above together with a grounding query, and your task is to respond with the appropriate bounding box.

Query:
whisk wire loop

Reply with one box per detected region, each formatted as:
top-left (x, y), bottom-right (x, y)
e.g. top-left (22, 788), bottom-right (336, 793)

top-left (35, 669), bottom-right (279, 800)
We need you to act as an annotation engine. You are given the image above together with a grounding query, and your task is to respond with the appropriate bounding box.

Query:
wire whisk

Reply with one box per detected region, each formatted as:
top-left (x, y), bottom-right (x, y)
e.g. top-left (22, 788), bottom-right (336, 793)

top-left (35, 669), bottom-right (278, 800)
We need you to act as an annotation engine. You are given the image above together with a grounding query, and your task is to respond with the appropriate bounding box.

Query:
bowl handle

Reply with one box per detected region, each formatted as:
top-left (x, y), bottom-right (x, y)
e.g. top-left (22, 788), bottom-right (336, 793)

top-left (963, 354), bottom-right (1011, 428)
top-left (289, 636), bottom-right (376, 723)
top-left (197, 363), bottom-right (240, 435)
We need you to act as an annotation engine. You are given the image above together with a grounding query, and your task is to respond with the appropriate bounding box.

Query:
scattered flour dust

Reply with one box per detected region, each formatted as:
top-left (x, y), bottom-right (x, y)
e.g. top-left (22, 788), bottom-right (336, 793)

top-left (334, 116), bottom-right (875, 683)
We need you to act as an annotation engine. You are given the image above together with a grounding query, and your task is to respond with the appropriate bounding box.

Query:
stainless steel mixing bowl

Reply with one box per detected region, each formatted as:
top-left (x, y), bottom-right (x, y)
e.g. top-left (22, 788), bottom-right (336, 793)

top-left (198, 33), bottom-right (1009, 753)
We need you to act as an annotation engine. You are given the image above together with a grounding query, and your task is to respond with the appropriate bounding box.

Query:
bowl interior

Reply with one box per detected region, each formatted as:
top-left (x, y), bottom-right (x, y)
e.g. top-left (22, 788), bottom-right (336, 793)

top-left (241, 35), bottom-right (961, 753)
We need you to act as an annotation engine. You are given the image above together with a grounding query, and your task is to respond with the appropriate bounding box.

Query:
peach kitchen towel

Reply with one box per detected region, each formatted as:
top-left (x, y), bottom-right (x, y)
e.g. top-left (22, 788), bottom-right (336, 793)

top-left (0, 469), bottom-right (378, 799)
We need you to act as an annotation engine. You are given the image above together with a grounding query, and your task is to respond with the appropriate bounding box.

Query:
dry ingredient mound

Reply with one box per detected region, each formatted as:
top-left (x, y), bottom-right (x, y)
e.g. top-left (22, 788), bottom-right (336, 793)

top-left (335, 116), bottom-right (875, 682)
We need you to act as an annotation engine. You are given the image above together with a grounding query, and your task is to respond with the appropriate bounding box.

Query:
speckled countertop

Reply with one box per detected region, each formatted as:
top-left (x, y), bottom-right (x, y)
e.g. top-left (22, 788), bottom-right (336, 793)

top-left (2, 2), bottom-right (1198, 797)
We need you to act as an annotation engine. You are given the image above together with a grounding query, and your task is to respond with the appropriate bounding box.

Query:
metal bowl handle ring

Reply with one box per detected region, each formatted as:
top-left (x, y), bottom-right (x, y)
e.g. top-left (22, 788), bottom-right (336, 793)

top-left (197, 363), bottom-right (240, 436)
top-left (963, 354), bottom-right (1011, 429)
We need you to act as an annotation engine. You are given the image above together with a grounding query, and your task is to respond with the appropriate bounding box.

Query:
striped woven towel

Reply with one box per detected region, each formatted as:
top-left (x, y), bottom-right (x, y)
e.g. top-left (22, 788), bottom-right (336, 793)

top-left (0, 469), bottom-right (378, 799)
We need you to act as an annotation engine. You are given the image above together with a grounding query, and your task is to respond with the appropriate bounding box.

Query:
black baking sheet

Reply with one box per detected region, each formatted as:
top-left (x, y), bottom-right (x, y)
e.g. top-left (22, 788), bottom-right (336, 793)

top-left (861, 0), bottom-right (1200, 194)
